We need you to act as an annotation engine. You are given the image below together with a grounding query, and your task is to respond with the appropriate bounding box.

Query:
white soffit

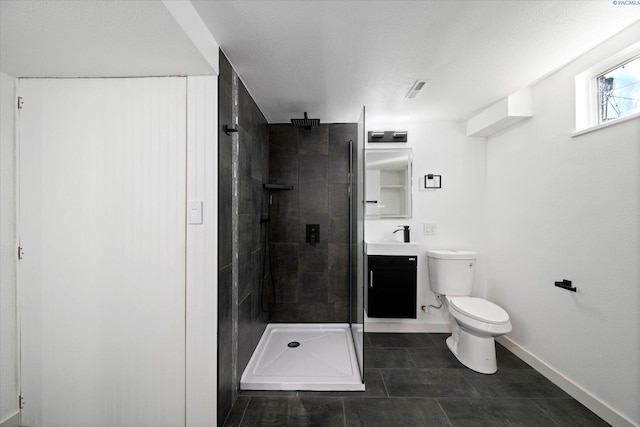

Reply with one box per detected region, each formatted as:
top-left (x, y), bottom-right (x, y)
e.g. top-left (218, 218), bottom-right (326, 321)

top-left (467, 87), bottom-right (533, 137)
top-left (0, 0), bottom-right (213, 78)
top-left (192, 1), bottom-right (640, 123)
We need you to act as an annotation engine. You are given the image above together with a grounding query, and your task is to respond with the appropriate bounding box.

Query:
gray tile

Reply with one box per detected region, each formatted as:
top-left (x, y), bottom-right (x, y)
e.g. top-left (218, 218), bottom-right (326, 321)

top-left (363, 333), bottom-right (373, 348)
top-left (269, 152), bottom-right (298, 184)
top-left (298, 272), bottom-right (328, 303)
top-left (406, 348), bottom-right (465, 369)
top-left (327, 243), bottom-right (349, 303)
top-left (298, 369), bottom-right (378, 399)
top-left (344, 397), bottom-right (450, 427)
top-left (269, 125), bottom-right (298, 156)
top-left (368, 332), bottom-right (434, 348)
top-left (299, 154), bottom-right (328, 183)
top-left (329, 215), bottom-right (349, 244)
top-left (322, 300), bottom-right (350, 322)
top-left (298, 368), bottom-right (384, 398)
top-left (533, 398), bottom-right (610, 426)
top-left (298, 247), bottom-right (328, 273)
top-left (495, 343), bottom-right (533, 369)
top-left (222, 333), bottom-right (606, 427)
top-left (268, 303), bottom-right (301, 323)
top-left (238, 294), bottom-right (254, 377)
top-left (218, 149), bottom-right (233, 269)
top-left (365, 348), bottom-right (414, 369)
top-left (299, 182), bottom-right (328, 213)
top-left (328, 124), bottom-right (354, 184)
top-left (238, 129), bottom-right (253, 215)
top-left (253, 180), bottom-right (268, 244)
top-left (239, 390), bottom-right (299, 397)
top-left (438, 397), bottom-right (556, 427)
top-left (461, 369), bottom-right (571, 399)
top-left (239, 396), bottom-right (344, 426)
top-left (428, 333), bottom-right (452, 349)
top-left (269, 188), bottom-right (299, 243)
top-left (361, 368), bottom-right (388, 397)
top-left (223, 395), bottom-right (250, 427)
top-left (382, 368), bottom-right (481, 398)
top-left (270, 243), bottom-right (299, 303)
top-left (251, 248), bottom-right (263, 298)
top-left (238, 214), bottom-right (253, 291)
top-left (238, 81), bottom-right (253, 131)
top-left (328, 183), bottom-right (349, 243)
top-left (299, 125), bottom-right (329, 155)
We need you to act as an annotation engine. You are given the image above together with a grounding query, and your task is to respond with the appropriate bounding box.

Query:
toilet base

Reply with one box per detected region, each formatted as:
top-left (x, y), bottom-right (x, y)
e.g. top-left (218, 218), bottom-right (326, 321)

top-left (446, 328), bottom-right (498, 374)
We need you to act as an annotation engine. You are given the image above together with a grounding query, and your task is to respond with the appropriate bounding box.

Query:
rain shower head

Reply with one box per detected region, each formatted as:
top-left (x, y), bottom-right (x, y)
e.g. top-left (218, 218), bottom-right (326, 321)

top-left (291, 112), bottom-right (320, 130)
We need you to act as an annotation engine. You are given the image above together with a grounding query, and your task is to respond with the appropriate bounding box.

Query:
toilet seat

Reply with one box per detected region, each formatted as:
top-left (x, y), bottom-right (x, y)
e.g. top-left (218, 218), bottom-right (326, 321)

top-left (448, 297), bottom-right (509, 324)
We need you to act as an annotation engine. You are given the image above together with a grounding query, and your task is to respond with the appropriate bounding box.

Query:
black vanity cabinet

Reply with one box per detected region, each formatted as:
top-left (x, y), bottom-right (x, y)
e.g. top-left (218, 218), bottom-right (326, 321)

top-left (367, 255), bottom-right (417, 318)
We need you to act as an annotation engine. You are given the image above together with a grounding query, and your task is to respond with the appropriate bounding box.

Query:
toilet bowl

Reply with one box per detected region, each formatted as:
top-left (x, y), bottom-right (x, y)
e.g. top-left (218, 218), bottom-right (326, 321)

top-left (444, 296), bottom-right (511, 374)
top-left (426, 250), bottom-right (512, 374)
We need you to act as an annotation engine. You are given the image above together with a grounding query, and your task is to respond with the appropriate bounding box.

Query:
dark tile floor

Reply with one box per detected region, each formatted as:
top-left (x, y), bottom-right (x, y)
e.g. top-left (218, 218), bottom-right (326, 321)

top-left (224, 333), bottom-right (609, 426)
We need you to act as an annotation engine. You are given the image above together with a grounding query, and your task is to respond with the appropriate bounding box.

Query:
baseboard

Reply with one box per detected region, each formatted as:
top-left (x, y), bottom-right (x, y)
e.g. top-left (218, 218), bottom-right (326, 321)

top-left (365, 321), bottom-right (451, 333)
top-left (496, 336), bottom-right (637, 427)
top-left (0, 411), bottom-right (19, 427)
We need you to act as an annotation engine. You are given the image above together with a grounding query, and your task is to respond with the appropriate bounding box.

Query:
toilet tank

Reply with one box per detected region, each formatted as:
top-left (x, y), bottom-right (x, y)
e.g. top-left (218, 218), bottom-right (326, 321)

top-left (426, 250), bottom-right (477, 296)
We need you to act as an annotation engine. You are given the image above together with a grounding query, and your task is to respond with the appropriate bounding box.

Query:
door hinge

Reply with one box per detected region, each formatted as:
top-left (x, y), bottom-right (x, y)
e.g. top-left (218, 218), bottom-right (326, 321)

top-left (18, 245), bottom-right (24, 260)
top-left (19, 395), bottom-right (25, 409)
top-left (17, 96), bottom-right (23, 110)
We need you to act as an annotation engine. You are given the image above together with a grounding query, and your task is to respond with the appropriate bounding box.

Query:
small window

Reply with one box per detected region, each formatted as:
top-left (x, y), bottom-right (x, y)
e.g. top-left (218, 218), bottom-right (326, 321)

top-left (597, 55), bottom-right (640, 125)
top-left (574, 41), bottom-right (640, 135)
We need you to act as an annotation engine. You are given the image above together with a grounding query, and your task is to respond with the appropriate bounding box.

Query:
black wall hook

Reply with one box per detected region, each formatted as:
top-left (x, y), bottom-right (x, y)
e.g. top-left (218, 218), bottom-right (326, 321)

top-left (554, 279), bottom-right (576, 292)
top-left (224, 124), bottom-right (238, 135)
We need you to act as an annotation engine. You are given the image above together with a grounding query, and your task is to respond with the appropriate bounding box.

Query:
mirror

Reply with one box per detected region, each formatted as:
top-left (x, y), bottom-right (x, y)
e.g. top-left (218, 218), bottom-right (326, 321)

top-left (365, 148), bottom-right (412, 218)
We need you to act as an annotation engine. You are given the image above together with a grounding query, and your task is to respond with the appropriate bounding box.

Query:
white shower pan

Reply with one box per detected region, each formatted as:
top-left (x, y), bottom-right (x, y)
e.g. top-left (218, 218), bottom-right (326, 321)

top-left (240, 323), bottom-right (365, 391)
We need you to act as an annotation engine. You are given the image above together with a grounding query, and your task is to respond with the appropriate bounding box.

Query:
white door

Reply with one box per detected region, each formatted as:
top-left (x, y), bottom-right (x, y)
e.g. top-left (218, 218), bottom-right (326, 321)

top-left (18, 78), bottom-right (187, 427)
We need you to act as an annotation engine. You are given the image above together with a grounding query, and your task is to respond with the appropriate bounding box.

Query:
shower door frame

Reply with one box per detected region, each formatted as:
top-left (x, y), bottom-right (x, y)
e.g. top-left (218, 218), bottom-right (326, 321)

top-left (349, 106), bottom-right (366, 383)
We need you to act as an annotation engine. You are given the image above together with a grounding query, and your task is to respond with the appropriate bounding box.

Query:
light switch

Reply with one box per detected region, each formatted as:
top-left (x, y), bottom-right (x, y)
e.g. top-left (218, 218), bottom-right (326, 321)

top-left (188, 201), bottom-right (203, 224)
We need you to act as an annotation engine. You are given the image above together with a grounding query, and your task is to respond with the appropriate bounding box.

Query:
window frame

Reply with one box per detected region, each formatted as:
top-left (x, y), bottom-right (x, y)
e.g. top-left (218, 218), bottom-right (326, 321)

top-left (573, 40), bottom-right (640, 137)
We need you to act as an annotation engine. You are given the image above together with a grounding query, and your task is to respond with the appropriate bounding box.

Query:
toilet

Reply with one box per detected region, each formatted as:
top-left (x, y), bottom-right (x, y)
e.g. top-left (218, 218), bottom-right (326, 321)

top-left (426, 250), bottom-right (511, 374)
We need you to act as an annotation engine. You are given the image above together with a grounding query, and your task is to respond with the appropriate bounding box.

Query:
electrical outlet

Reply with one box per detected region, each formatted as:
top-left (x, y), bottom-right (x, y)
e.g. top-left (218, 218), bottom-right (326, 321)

top-left (423, 223), bottom-right (437, 235)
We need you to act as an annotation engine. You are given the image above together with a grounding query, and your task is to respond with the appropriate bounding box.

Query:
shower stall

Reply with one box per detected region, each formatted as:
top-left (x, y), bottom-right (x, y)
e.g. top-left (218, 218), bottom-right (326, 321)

top-left (218, 51), bottom-right (366, 424)
top-left (241, 111), bottom-right (366, 391)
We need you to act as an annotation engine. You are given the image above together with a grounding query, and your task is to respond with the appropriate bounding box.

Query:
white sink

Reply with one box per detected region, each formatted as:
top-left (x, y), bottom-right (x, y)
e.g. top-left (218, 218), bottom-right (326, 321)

top-left (365, 241), bottom-right (421, 256)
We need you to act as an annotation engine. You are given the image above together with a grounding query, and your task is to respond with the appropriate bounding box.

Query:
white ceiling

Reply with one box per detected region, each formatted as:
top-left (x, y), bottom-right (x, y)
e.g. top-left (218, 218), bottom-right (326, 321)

top-left (1, 1), bottom-right (639, 124)
top-left (0, 0), bottom-right (212, 78)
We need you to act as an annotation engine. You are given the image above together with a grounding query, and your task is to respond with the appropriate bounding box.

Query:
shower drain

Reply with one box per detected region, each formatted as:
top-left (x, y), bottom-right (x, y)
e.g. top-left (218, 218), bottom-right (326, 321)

top-left (287, 341), bottom-right (300, 348)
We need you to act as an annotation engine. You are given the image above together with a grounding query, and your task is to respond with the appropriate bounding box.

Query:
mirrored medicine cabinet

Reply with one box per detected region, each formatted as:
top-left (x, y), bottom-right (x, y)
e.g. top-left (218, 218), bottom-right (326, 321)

top-left (365, 148), bottom-right (412, 219)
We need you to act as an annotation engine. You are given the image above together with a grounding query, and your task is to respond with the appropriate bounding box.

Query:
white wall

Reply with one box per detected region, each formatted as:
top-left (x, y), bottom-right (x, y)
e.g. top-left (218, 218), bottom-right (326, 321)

top-left (365, 120), bottom-right (486, 330)
top-left (486, 22), bottom-right (640, 427)
top-left (0, 72), bottom-right (19, 423)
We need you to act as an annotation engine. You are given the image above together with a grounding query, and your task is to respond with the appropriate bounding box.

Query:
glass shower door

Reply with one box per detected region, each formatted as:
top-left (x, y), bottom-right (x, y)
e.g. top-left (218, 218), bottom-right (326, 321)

top-left (350, 106), bottom-right (365, 382)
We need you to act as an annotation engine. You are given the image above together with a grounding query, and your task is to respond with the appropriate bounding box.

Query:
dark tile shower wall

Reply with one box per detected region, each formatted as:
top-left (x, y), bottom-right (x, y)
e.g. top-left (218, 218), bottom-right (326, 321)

top-left (218, 52), bottom-right (234, 427)
top-left (268, 123), bottom-right (357, 323)
top-left (218, 51), bottom-right (269, 426)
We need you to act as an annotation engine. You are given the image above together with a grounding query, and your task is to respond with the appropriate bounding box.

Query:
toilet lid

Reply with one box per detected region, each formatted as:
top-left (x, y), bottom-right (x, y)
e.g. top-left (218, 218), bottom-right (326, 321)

top-left (449, 297), bottom-right (510, 324)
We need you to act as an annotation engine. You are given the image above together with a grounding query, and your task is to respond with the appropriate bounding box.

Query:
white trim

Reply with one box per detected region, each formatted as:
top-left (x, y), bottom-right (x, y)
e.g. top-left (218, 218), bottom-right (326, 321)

top-left (571, 111), bottom-right (640, 137)
top-left (496, 336), bottom-right (637, 427)
top-left (0, 411), bottom-right (19, 427)
top-left (365, 321), bottom-right (451, 333)
top-left (185, 75), bottom-right (218, 427)
top-left (574, 40), bottom-right (640, 133)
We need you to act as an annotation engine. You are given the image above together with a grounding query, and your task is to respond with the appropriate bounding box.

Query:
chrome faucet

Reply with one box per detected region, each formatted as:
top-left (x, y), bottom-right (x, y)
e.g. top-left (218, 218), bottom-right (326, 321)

top-left (393, 225), bottom-right (411, 243)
